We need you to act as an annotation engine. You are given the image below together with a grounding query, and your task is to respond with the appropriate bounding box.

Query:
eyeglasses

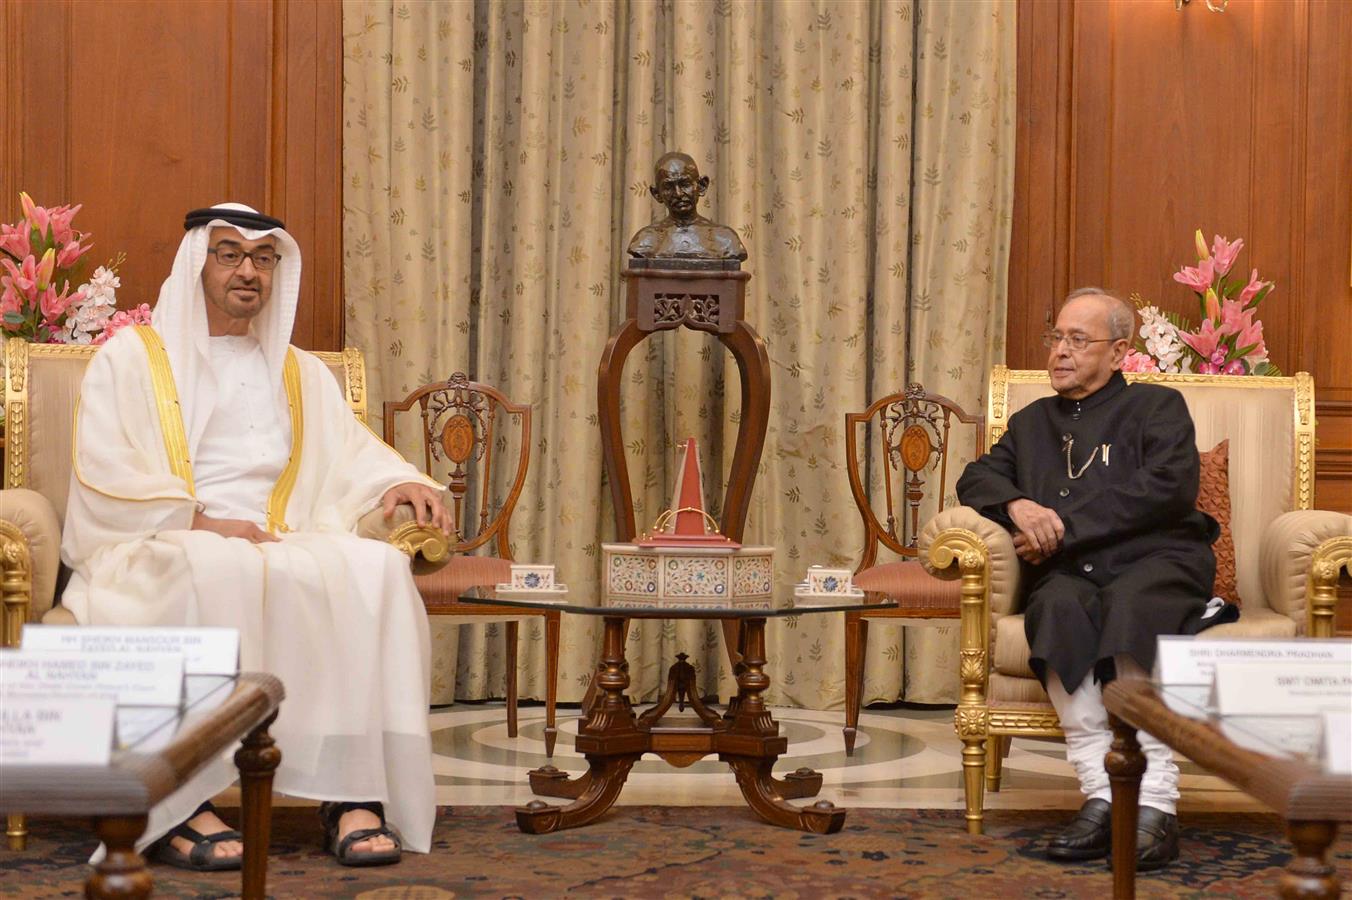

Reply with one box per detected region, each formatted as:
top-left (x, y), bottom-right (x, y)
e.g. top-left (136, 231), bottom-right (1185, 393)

top-left (208, 245), bottom-right (281, 271)
top-left (1041, 331), bottom-right (1116, 352)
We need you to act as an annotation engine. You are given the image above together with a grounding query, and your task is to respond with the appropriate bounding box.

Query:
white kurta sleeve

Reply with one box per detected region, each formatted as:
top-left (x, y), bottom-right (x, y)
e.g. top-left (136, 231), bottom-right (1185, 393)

top-left (61, 331), bottom-right (197, 568)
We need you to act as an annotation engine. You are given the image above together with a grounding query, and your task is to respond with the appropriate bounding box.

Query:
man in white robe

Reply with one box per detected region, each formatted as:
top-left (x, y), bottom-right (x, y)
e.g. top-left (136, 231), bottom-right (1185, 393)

top-left (61, 204), bottom-right (451, 867)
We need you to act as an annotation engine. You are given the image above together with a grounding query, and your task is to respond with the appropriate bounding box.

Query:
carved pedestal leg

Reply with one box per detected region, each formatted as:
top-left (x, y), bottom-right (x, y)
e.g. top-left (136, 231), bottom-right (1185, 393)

top-left (1106, 715), bottom-right (1146, 900)
top-left (725, 756), bottom-right (844, 833)
top-left (544, 609), bottom-right (561, 757)
top-left (520, 616), bottom-right (641, 832)
top-left (87, 815), bottom-right (151, 899)
top-left (843, 611), bottom-right (868, 756)
top-left (235, 712), bottom-right (281, 900)
top-left (1280, 821), bottom-right (1340, 900)
top-left (6, 813), bottom-right (26, 852)
top-left (772, 767), bottom-right (824, 800)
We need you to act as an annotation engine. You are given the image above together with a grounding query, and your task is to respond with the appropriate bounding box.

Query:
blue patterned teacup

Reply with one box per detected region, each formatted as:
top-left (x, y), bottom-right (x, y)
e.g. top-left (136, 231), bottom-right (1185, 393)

top-left (510, 564), bottom-right (556, 591)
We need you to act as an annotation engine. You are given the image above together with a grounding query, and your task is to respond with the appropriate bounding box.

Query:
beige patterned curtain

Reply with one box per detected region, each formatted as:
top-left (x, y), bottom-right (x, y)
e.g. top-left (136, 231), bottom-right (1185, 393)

top-left (343, 0), bottom-right (1014, 708)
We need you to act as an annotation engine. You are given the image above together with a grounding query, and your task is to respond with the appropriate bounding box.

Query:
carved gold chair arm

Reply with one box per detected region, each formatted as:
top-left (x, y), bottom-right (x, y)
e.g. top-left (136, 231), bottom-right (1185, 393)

top-left (356, 501), bottom-right (455, 577)
top-left (0, 488), bottom-right (63, 639)
top-left (1258, 509), bottom-right (1352, 637)
top-left (919, 506), bottom-right (1021, 616)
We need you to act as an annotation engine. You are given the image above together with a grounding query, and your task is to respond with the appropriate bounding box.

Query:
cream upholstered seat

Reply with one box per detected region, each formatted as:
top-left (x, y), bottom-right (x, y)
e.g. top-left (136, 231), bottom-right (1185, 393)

top-left (0, 338), bottom-right (449, 634)
top-left (918, 366), bottom-right (1352, 835)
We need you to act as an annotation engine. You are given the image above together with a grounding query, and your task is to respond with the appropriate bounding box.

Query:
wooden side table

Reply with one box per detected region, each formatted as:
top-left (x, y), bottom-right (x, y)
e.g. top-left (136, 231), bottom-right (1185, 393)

top-left (0, 672), bottom-right (284, 899)
top-left (1103, 679), bottom-right (1351, 900)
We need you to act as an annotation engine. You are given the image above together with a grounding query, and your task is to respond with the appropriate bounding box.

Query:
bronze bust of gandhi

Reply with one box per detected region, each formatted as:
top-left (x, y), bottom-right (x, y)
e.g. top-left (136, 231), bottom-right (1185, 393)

top-left (627, 152), bottom-right (747, 263)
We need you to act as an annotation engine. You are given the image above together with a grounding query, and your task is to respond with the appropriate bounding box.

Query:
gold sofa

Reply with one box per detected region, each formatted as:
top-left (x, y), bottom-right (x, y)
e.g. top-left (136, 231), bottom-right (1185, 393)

top-left (919, 367), bottom-right (1352, 835)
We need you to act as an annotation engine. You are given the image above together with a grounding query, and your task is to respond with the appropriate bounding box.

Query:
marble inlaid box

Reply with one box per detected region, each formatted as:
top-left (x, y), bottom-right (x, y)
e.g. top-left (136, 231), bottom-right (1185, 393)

top-left (602, 543), bottom-right (775, 610)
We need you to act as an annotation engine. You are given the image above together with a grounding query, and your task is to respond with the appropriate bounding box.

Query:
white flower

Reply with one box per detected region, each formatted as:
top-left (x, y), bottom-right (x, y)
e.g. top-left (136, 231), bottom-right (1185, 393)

top-left (1136, 306), bottom-right (1188, 373)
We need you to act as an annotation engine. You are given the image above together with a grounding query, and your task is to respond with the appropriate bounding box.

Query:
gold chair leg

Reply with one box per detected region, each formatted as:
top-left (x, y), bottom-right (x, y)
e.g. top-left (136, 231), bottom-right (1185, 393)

top-left (960, 731), bottom-right (987, 835)
top-left (985, 734), bottom-right (1007, 792)
top-left (7, 813), bottom-right (26, 851)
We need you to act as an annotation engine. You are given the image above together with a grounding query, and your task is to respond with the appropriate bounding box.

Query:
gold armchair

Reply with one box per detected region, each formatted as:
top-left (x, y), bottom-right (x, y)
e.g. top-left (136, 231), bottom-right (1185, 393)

top-left (0, 338), bottom-right (450, 848)
top-left (919, 367), bottom-right (1352, 835)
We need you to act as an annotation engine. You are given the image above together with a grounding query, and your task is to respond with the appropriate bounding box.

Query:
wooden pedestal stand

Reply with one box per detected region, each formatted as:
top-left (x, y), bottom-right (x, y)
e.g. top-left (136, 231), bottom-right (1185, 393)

top-left (517, 258), bottom-right (841, 833)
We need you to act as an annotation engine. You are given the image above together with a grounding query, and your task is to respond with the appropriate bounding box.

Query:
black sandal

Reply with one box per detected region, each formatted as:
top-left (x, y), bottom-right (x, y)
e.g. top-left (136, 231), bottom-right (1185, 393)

top-left (318, 801), bottom-right (403, 867)
top-left (149, 801), bottom-right (243, 872)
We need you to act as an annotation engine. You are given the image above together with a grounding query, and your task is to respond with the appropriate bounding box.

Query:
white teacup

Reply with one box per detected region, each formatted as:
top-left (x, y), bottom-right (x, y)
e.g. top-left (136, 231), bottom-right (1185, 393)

top-left (807, 566), bottom-right (853, 595)
top-left (510, 564), bottom-right (556, 591)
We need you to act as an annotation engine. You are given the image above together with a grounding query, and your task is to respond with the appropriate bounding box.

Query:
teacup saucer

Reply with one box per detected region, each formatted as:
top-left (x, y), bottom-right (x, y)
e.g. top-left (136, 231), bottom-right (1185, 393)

top-left (792, 585), bottom-right (865, 606)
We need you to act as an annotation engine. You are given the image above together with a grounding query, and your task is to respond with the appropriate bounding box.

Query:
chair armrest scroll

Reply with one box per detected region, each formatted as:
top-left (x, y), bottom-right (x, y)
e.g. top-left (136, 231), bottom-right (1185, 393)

top-left (0, 489), bottom-right (62, 634)
top-left (1258, 509), bottom-right (1352, 636)
top-left (357, 502), bottom-right (453, 577)
top-left (919, 506), bottom-right (1021, 616)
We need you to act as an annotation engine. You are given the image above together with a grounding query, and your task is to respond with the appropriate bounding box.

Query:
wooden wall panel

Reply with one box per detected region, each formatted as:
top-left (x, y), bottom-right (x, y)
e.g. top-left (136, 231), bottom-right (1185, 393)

top-left (1009, 0), bottom-right (1352, 511)
top-left (0, 0), bottom-right (342, 351)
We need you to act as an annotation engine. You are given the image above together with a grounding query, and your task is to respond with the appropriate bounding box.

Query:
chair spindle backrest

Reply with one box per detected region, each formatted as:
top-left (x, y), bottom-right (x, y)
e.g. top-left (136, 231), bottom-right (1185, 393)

top-left (383, 372), bottom-right (531, 558)
top-left (845, 383), bottom-right (984, 571)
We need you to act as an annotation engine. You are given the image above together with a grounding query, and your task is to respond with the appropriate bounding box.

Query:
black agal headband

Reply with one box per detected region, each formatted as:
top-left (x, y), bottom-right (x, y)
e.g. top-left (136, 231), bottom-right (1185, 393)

top-left (183, 207), bottom-right (285, 232)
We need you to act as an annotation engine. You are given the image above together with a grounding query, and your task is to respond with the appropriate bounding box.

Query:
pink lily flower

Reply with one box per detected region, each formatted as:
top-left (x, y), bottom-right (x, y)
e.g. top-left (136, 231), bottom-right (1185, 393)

top-left (39, 283), bottom-right (78, 324)
top-left (1179, 318), bottom-right (1229, 360)
top-left (19, 192), bottom-right (51, 239)
top-left (56, 237), bottom-right (91, 268)
top-left (1204, 288), bottom-right (1221, 321)
top-left (0, 284), bottom-right (23, 319)
top-left (1237, 268), bottom-right (1273, 304)
top-left (1209, 235), bottom-right (1243, 277)
top-left (1174, 257), bottom-right (1215, 292)
top-left (0, 221), bottom-right (30, 259)
top-left (47, 203), bottom-right (82, 245)
top-left (1, 254), bottom-right (39, 300)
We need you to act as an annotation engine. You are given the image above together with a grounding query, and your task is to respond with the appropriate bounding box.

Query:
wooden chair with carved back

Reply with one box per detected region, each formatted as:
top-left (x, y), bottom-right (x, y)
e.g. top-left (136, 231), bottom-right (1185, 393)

top-left (841, 383), bottom-right (984, 755)
top-left (384, 372), bottom-right (560, 757)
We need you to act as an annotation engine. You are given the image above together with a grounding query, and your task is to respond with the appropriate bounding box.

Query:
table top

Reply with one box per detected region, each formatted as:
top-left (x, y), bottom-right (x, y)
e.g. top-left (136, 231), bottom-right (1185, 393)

top-left (461, 586), bottom-right (899, 619)
top-left (1103, 678), bottom-right (1352, 822)
top-left (0, 672), bottom-right (284, 816)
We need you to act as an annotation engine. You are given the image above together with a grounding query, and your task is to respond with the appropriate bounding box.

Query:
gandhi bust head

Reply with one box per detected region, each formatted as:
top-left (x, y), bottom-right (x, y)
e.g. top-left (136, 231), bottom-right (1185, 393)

top-left (651, 152), bottom-right (709, 225)
top-left (627, 151), bottom-right (747, 262)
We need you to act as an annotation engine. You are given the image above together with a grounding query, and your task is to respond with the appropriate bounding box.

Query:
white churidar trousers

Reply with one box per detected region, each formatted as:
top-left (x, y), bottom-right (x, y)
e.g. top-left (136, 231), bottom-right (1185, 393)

top-left (1045, 655), bottom-right (1178, 815)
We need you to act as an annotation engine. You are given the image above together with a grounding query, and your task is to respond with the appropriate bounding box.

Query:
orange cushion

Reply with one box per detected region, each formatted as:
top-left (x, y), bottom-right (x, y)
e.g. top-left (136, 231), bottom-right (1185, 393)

top-left (414, 555), bottom-right (512, 605)
top-left (853, 560), bottom-right (962, 613)
top-left (1196, 439), bottom-right (1241, 607)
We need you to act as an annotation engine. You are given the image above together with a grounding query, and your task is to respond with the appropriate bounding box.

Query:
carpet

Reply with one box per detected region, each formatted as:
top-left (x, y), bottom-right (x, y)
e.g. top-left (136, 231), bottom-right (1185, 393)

top-left (2, 806), bottom-right (1347, 898)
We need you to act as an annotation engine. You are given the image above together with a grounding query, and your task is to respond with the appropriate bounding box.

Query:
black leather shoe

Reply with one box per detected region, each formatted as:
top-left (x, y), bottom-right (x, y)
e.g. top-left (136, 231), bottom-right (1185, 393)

top-left (1047, 798), bottom-right (1111, 861)
top-left (1135, 807), bottom-right (1180, 871)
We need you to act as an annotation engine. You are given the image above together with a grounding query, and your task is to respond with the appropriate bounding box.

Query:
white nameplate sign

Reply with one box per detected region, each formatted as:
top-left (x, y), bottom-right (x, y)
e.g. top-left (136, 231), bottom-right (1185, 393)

top-left (1212, 661), bottom-right (1352, 716)
top-left (0, 651), bottom-right (183, 706)
top-left (1322, 712), bottom-right (1352, 775)
top-left (0, 696), bottom-right (116, 766)
top-left (21, 626), bottom-right (240, 675)
top-left (1156, 636), bottom-right (1352, 685)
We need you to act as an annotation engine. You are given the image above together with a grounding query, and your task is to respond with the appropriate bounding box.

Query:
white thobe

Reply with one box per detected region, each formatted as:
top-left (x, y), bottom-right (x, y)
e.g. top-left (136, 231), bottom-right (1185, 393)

top-left (61, 328), bottom-right (438, 853)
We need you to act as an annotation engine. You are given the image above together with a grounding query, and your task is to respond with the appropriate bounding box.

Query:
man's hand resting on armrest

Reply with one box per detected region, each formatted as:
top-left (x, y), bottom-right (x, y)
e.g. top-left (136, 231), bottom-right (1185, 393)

top-left (381, 482), bottom-right (454, 536)
top-left (1007, 498), bottom-right (1064, 564)
top-left (192, 512), bottom-right (281, 544)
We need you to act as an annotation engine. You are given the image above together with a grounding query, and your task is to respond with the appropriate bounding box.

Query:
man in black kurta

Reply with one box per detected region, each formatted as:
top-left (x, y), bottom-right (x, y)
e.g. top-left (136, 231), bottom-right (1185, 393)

top-left (957, 288), bottom-right (1224, 870)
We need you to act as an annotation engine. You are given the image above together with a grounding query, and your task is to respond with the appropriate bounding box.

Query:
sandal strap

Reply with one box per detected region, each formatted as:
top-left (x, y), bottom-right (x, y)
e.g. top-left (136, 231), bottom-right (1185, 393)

top-left (319, 800), bottom-right (386, 832)
top-left (337, 825), bottom-right (401, 858)
top-left (174, 826), bottom-right (243, 867)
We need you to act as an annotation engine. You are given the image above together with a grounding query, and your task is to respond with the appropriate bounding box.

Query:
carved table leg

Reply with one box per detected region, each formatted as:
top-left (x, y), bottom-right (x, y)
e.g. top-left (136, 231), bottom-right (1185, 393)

top-left (87, 815), bottom-right (151, 899)
top-left (843, 610), bottom-right (868, 756)
top-left (1106, 714), bottom-right (1146, 900)
top-left (519, 616), bottom-right (642, 832)
top-left (1281, 820), bottom-right (1341, 900)
top-left (235, 711), bottom-right (281, 900)
top-left (721, 618), bottom-right (843, 833)
top-left (505, 620), bottom-right (520, 738)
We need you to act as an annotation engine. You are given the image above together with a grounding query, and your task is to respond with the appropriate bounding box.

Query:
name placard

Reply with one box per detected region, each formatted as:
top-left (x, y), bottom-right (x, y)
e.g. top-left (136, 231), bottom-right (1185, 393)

top-left (1212, 662), bottom-right (1352, 716)
top-left (0, 696), bottom-right (116, 766)
top-left (0, 651), bottom-right (184, 706)
top-left (1323, 712), bottom-right (1352, 775)
top-left (21, 626), bottom-right (239, 675)
top-left (1156, 636), bottom-right (1352, 685)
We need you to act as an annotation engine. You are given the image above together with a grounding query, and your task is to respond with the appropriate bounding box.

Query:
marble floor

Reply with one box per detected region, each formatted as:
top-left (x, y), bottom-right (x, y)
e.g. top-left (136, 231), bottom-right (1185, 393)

top-left (414, 702), bottom-right (1264, 814)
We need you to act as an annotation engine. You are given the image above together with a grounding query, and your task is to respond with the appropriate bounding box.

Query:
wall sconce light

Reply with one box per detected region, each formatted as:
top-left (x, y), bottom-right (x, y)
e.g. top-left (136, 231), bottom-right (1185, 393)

top-left (1175, 0), bottom-right (1229, 10)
